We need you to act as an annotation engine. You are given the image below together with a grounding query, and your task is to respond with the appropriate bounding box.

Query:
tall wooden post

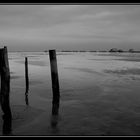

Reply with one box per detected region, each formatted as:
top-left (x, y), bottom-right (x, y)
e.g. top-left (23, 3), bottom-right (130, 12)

top-left (25, 57), bottom-right (29, 93)
top-left (0, 46), bottom-right (12, 135)
top-left (25, 57), bottom-right (29, 106)
top-left (49, 50), bottom-right (60, 116)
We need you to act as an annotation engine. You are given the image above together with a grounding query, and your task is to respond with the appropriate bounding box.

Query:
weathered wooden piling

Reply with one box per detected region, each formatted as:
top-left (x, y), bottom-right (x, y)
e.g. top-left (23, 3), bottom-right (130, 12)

top-left (49, 50), bottom-right (60, 115)
top-left (25, 57), bottom-right (29, 105)
top-left (25, 57), bottom-right (29, 93)
top-left (0, 46), bottom-right (12, 119)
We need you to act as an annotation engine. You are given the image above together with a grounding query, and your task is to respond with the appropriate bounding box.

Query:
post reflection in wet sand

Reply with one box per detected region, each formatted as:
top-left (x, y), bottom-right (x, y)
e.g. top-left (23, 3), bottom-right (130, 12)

top-left (51, 103), bottom-right (60, 134)
top-left (2, 114), bottom-right (12, 135)
top-left (25, 92), bottom-right (29, 106)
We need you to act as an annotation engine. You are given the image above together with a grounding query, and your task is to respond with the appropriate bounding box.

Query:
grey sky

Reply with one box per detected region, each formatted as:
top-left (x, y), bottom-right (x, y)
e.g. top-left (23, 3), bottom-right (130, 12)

top-left (0, 5), bottom-right (140, 51)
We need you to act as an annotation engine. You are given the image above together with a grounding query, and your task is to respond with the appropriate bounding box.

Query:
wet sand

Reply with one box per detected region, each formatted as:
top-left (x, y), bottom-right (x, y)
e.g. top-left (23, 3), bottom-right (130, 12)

top-left (1, 52), bottom-right (140, 136)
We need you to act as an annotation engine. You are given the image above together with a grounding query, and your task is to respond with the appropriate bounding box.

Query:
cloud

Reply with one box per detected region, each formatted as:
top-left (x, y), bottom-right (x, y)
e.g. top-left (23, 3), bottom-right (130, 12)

top-left (0, 5), bottom-right (140, 51)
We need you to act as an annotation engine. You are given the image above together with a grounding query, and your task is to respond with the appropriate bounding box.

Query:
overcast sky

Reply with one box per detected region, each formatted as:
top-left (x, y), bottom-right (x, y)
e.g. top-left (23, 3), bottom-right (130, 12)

top-left (0, 5), bottom-right (140, 51)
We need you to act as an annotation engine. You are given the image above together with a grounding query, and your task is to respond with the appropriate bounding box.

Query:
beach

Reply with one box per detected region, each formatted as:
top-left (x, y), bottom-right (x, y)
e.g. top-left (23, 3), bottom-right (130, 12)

top-left (1, 52), bottom-right (140, 136)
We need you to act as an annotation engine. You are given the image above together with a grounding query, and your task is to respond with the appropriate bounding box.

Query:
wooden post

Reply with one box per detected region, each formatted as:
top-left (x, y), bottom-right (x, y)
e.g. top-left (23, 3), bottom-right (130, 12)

top-left (25, 57), bottom-right (29, 93)
top-left (25, 57), bottom-right (29, 105)
top-left (49, 50), bottom-right (60, 115)
top-left (0, 46), bottom-right (12, 134)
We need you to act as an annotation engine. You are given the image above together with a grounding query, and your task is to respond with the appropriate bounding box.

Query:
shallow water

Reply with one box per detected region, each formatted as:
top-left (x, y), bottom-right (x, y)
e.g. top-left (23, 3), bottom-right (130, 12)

top-left (1, 52), bottom-right (140, 136)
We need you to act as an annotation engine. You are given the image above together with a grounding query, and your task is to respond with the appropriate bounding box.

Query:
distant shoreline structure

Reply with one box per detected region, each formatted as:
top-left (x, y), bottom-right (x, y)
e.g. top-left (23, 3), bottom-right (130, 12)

top-left (6, 49), bottom-right (140, 53)
top-left (44, 49), bottom-right (140, 53)
top-left (7, 51), bottom-right (140, 53)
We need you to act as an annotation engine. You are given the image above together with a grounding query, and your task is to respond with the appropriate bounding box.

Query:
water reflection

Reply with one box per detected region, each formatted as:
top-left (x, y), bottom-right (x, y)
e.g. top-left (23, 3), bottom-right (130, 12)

top-left (51, 103), bottom-right (60, 134)
top-left (2, 114), bottom-right (12, 135)
top-left (52, 103), bottom-right (59, 116)
top-left (25, 92), bottom-right (29, 106)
